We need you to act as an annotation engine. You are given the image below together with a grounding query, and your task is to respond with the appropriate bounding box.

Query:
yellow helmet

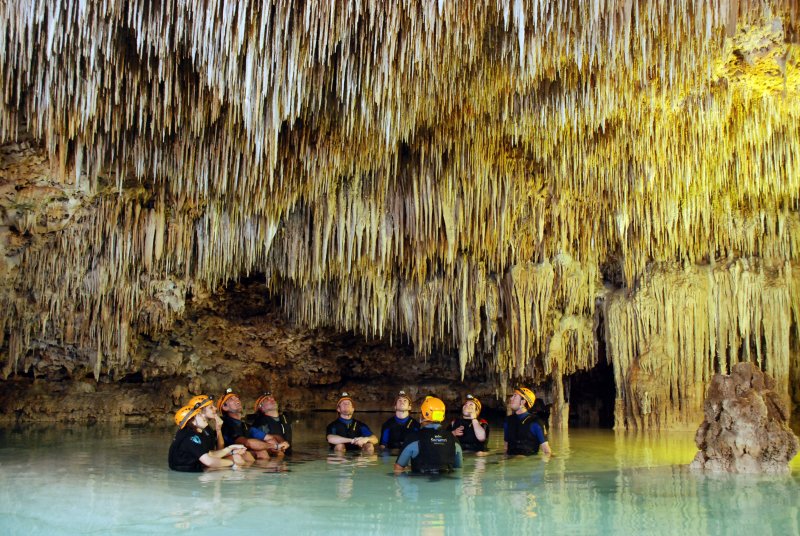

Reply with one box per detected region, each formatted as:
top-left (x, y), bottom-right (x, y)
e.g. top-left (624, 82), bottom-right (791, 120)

top-left (217, 388), bottom-right (238, 412)
top-left (514, 387), bottom-right (536, 408)
top-left (464, 394), bottom-right (482, 415)
top-left (174, 404), bottom-right (201, 429)
top-left (420, 396), bottom-right (446, 422)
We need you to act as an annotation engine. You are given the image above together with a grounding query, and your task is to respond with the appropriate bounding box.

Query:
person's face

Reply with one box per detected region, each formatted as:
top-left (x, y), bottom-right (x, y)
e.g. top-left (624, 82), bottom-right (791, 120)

top-left (260, 395), bottom-right (278, 412)
top-left (395, 397), bottom-right (411, 412)
top-left (462, 400), bottom-right (477, 417)
top-left (337, 399), bottom-right (354, 418)
top-left (201, 404), bottom-right (216, 419)
top-left (223, 395), bottom-right (242, 413)
top-left (193, 412), bottom-right (208, 430)
top-left (509, 393), bottom-right (524, 412)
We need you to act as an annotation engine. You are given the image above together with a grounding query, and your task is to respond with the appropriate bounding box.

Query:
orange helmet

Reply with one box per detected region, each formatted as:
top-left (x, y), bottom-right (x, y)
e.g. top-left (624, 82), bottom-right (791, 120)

top-left (187, 395), bottom-right (213, 410)
top-left (174, 404), bottom-right (202, 429)
top-left (254, 392), bottom-right (274, 412)
top-left (420, 396), bottom-right (446, 422)
top-left (217, 388), bottom-right (238, 412)
top-left (337, 392), bottom-right (353, 407)
top-left (514, 387), bottom-right (536, 408)
top-left (464, 394), bottom-right (482, 415)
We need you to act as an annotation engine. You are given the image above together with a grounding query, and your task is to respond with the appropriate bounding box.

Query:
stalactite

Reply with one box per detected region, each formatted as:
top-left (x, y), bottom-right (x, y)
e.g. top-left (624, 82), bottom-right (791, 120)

top-left (0, 1), bottom-right (797, 429)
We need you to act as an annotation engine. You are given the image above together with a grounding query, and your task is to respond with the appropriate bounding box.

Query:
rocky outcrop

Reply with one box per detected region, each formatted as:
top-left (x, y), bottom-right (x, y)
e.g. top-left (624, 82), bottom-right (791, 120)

top-left (691, 363), bottom-right (799, 473)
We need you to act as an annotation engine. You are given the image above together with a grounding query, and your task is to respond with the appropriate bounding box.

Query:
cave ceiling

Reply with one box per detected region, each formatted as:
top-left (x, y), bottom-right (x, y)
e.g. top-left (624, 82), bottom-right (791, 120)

top-left (0, 1), bottom-right (799, 393)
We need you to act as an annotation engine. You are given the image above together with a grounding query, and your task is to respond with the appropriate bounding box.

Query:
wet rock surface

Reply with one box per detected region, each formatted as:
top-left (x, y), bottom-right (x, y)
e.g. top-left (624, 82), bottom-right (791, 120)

top-left (0, 280), bottom-right (505, 423)
top-left (691, 363), bottom-right (799, 473)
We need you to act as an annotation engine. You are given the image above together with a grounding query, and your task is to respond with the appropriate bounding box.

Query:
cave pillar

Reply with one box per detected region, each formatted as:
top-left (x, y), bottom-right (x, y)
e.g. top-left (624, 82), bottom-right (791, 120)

top-left (549, 364), bottom-right (569, 430)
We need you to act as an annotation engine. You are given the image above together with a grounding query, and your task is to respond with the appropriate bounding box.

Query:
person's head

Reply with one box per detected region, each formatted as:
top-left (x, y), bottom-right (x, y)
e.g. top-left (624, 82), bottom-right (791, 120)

top-left (255, 392), bottom-right (278, 414)
top-left (509, 387), bottom-right (536, 412)
top-left (462, 394), bottom-right (481, 418)
top-left (420, 396), bottom-right (446, 423)
top-left (336, 392), bottom-right (354, 418)
top-left (395, 391), bottom-right (412, 413)
top-left (174, 396), bottom-right (213, 431)
top-left (217, 388), bottom-right (242, 416)
top-left (188, 394), bottom-right (216, 420)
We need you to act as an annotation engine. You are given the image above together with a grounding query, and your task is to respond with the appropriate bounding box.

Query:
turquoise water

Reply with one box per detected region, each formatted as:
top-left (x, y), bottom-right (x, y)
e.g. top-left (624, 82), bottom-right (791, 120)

top-left (0, 414), bottom-right (798, 535)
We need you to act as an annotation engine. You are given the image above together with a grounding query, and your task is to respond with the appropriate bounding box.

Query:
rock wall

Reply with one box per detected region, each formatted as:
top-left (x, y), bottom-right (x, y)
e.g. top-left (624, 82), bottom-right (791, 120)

top-left (691, 363), bottom-right (799, 473)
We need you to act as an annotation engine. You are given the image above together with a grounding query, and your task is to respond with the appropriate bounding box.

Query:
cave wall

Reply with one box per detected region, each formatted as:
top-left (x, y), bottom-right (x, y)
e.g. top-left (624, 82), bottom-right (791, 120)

top-left (1, 2), bottom-right (799, 428)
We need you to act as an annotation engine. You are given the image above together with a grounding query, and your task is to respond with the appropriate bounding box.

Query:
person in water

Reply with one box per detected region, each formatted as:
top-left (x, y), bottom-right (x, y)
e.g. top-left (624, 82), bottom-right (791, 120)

top-left (504, 387), bottom-right (552, 456)
top-left (249, 391), bottom-right (292, 455)
top-left (326, 392), bottom-right (378, 454)
top-left (394, 396), bottom-right (463, 474)
top-left (448, 393), bottom-right (489, 454)
top-left (168, 397), bottom-right (248, 472)
top-left (380, 390), bottom-right (420, 451)
top-left (217, 389), bottom-right (270, 459)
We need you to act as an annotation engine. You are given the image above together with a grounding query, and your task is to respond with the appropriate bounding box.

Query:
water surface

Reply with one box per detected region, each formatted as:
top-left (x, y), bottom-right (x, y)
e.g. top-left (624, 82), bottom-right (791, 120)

top-left (0, 413), bottom-right (798, 535)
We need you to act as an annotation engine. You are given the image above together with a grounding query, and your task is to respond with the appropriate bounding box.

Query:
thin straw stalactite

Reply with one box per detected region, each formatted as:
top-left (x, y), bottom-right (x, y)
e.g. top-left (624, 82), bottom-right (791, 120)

top-left (0, 1), bottom-right (799, 428)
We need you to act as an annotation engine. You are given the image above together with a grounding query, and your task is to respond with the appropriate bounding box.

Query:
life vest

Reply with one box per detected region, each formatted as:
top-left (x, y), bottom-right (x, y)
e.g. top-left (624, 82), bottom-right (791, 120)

top-left (381, 415), bottom-right (419, 449)
top-left (221, 415), bottom-right (249, 446)
top-left (505, 413), bottom-right (541, 455)
top-left (327, 418), bottom-right (369, 451)
top-left (252, 413), bottom-right (292, 443)
top-left (448, 417), bottom-right (489, 451)
top-left (410, 427), bottom-right (457, 473)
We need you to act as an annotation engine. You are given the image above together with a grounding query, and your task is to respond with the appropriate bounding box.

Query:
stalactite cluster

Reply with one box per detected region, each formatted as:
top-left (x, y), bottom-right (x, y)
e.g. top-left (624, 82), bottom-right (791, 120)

top-left (1, 1), bottom-right (799, 427)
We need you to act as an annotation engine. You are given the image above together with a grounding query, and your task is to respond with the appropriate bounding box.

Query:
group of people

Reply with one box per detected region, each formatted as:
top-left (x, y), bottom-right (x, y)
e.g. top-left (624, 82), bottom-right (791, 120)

top-left (168, 390), bottom-right (292, 471)
top-left (168, 386), bottom-right (551, 474)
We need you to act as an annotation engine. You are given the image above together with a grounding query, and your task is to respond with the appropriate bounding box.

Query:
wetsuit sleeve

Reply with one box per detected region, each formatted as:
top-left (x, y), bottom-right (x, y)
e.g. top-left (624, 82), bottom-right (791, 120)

top-left (529, 422), bottom-right (546, 444)
top-left (454, 442), bottom-right (463, 468)
top-left (326, 421), bottom-right (337, 436)
top-left (359, 423), bottom-right (373, 437)
top-left (380, 421), bottom-right (390, 446)
top-left (395, 441), bottom-right (419, 468)
top-left (503, 420), bottom-right (509, 442)
top-left (248, 426), bottom-right (267, 440)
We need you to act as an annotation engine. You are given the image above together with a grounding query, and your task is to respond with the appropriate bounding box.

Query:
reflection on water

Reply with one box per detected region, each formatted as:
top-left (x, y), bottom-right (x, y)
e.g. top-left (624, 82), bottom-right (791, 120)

top-left (0, 414), bottom-right (798, 535)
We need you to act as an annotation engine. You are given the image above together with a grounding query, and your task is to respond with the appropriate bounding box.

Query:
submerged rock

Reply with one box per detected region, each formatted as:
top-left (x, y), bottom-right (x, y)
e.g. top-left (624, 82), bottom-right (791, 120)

top-left (691, 363), bottom-right (798, 474)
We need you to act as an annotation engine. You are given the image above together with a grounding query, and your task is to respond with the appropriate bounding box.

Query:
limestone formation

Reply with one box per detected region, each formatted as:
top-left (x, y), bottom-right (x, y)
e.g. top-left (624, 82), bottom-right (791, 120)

top-left (1, 2), bottom-right (799, 427)
top-left (691, 362), bottom-right (799, 473)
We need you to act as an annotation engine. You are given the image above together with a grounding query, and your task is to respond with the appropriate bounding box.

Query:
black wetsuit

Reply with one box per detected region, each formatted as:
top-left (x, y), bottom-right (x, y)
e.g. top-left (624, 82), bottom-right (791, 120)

top-left (326, 417), bottom-right (373, 452)
top-left (380, 415), bottom-right (420, 449)
top-left (221, 414), bottom-right (250, 446)
top-left (252, 412), bottom-right (293, 452)
top-left (168, 426), bottom-right (216, 472)
top-left (447, 417), bottom-right (489, 452)
top-left (504, 412), bottom-right (547, 455)
top-left (408, 427), bottom-right (458, 473)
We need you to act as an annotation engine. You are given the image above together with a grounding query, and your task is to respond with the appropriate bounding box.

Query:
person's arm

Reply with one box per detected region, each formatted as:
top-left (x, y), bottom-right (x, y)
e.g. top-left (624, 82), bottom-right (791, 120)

top-left (453, 442), bottom-right (463, 468)
top-left (212, 416), bottom-right (225, 450)
top-left (503, 420), bottom-right (509, 453)
top-left (530, 423), bottom-right (551, 456)
top-left (200, 445), bottom-right (246, 468)
top-left (470, 419), bottom-right (487, 441)
top-left (394, 442), bottom-right (418, 472)
top-left (353, 425), bottom-right (378, 447)
top-left (327, 434), bottom-right (355, 445)
top-left (380, 423), bottom-right (391, 447)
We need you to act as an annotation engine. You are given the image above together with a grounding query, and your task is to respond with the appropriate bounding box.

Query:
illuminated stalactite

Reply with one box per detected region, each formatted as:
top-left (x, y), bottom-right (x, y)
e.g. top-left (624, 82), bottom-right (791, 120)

top-left (0, 1), bottom-right (799, 427)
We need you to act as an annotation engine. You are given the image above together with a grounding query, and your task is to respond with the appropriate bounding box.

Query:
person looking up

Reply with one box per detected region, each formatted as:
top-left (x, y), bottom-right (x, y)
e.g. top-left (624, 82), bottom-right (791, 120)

top-left (326, 393), bottom-right (378, 454)
top-left (394, 396), bottom-right (463, 474)
top-left (217, 388), bottom-right (270, 460)
top-left (504, 387), bottom-right (552, 456)
top-left (250, 392), bottom-right (292, 455)
top-left (380, 391), bottom-right (420, 451)
top-left (168, 397), bottom-right (247, 472)
top-left (448, 394), bottom-right (489, 454)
